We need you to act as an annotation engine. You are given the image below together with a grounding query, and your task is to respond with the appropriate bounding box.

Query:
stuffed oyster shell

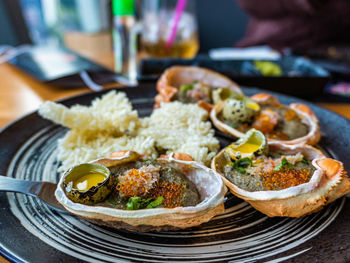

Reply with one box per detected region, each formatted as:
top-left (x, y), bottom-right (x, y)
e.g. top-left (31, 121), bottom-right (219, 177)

top-left (210, 93), bottom-right (320, 145)
top-left (56, 151), bottom-right (226, 231)
top-left (211, 129), bottom-right (350, 217)
top-left (155, 66), bottom-right (242, 111)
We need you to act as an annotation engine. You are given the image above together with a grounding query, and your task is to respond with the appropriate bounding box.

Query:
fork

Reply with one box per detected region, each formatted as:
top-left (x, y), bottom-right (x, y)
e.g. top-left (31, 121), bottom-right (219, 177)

top-left (0, 175), bottom-right (68, 213)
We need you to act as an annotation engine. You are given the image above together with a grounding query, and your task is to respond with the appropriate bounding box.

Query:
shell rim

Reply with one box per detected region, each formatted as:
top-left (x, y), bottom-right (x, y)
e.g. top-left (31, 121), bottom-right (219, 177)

top-left (210, 100), bottom-right (319, 145)
top-left (213, 142), bottom-right (333, 200)
top-left (55, 153), bottom-right (227, 219)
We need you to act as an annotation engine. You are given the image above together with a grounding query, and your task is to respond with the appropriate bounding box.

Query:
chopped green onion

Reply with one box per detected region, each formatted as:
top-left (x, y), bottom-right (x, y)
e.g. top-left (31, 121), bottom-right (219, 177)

top-left (140, 198), bottom-right (153, 207)
top-left (274, 158), bottom-right (294, 171)
top-left (126, 196), bottom-right (164, 210)
top-left (301, 157), bottom-right (309, 165)
top-left (237, 157), bottom-right (252, 168)
top-left (236, 167), bottom-right (246, 174)
top-left (232, 157), bottom-right (252, 174)
top-left (146, 196), bottom-right (164, 209)
top-left (126, 197), bottom-right (141, 210)
top-left (179, 84), bottom-right (194, 94)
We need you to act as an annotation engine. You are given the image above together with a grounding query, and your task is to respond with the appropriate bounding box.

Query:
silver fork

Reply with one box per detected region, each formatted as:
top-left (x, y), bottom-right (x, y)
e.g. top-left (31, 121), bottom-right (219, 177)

top-left (0, 175), bottom-right (68, 213)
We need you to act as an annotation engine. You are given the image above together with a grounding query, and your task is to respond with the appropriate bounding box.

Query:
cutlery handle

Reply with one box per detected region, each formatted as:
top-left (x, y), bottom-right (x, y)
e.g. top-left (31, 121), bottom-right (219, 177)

top-left (0, 175), bottom-right (42, 197)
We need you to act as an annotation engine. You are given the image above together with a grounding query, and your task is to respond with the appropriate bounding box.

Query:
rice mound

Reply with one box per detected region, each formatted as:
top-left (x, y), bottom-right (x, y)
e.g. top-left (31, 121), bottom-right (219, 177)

top-left (39, 91), bottom-right (140, 136)
top-left (140, 102), bottom-right (219, 165)
top-left (39, 90), bottom-right (219, 171)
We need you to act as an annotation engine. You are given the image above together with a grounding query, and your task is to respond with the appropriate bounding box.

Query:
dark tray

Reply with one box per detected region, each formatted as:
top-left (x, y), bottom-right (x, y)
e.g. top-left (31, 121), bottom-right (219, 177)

top-left (138, 56), bottom-right (330, 99)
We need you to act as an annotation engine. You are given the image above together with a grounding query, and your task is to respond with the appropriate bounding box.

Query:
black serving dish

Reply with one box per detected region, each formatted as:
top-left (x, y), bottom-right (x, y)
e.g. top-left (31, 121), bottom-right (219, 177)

top-left (138, 56), bottom-right (330, 99)
top-left (0, 86), bottom-right (350, 262)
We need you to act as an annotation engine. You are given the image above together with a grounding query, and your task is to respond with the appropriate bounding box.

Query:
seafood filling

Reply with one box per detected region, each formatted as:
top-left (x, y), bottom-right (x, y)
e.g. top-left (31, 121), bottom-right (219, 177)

top-left (219, 98), bottom-right (309, 140)
top-left (107, 160), bottom-right (201, 209)
top-left (177, 81), bottom-right (212, 103)
top-left (223, 152), bottom-right (315, 192)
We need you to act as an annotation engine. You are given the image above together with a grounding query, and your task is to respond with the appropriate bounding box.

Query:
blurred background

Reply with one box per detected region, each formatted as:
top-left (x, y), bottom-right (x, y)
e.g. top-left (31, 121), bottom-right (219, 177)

top-left (1, 0), bottom-right (350, 100)
top-left (0, 0), bottom-right (248, 53)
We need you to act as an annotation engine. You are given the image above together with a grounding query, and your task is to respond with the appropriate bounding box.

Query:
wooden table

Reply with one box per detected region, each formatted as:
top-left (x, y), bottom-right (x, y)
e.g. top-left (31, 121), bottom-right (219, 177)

top-left (0, 60), bottom-right (350, 263)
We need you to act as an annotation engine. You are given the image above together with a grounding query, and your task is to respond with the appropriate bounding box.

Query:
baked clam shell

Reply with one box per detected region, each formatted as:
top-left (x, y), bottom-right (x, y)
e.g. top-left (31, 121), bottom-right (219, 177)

top-left (212, 143), bottom-right (350, 217)
top-left (56, 151), bottom-right (227, 231)
top-left (210, 93), bottom-right (321, 145)
top-left (155, 66), bottom-right (242, 111)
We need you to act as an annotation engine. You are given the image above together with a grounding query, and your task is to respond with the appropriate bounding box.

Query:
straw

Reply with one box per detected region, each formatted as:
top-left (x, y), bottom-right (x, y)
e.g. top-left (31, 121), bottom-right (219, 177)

top-left (166, 0), bottom-right (187, 50)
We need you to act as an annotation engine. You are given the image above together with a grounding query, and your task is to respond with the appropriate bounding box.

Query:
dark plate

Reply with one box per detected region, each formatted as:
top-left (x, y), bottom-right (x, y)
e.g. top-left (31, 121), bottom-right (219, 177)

top-left (0, 86), bottom-right (350, 263)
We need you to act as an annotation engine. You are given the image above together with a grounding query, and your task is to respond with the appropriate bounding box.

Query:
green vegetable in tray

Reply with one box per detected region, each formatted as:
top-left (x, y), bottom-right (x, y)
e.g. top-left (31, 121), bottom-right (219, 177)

top-left (254, 61), bottom-right (283, 77)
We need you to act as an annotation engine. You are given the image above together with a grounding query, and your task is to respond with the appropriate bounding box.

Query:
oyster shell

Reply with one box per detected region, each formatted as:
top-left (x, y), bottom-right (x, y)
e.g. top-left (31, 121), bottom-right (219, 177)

top-left (210, 93), bottom-right (321, 145)
top-left (155, 66), bottom-right (242, 111)
top-left (212, 141), bottom-right (350, 217)
top-left (56, 151), bottom-right (226, 231)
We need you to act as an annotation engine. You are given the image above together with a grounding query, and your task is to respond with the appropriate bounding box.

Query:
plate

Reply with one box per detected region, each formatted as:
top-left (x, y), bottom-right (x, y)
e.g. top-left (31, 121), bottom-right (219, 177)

top-left (1, 86), bottom-right (350, 263)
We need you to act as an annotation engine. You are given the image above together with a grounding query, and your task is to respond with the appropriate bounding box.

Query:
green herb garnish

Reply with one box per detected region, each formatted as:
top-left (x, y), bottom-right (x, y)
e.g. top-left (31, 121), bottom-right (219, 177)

top-left (274, 158), bottom-right (294, 171)
top-left (301, 157), bottom-right (309, 165)
top-left (146, 196), bottom-right (164, 209)
top-left (126, 197), bottom-right (141, 210)
top-left (179, 84), bottom-right (194, 94)
top-left (236, 167), bottom-right (247, 174)
top-left (140, 198), bottom-right (153, 207)
top-left (232, 157), bottom-right (252, 174)
top-left (126, 196), bottom-right (164, 210)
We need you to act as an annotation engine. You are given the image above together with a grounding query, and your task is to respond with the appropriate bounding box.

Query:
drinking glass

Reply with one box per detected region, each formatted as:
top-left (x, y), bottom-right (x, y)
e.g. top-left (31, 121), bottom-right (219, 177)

top-left (139, 0), bottom-right (199, 58)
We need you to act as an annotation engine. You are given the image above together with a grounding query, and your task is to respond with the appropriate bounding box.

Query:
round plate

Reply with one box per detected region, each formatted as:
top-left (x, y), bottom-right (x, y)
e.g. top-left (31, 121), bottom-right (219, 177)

top-left (0, 86), bottom-right (350, 263)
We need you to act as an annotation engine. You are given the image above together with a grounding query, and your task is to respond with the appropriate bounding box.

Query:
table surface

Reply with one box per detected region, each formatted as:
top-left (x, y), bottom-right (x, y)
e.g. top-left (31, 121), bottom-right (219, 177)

top-left (1, 59), bottom-right (350, 263)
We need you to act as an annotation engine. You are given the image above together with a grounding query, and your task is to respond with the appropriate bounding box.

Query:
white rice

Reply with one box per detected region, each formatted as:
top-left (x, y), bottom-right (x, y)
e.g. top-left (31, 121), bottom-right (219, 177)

top-left (140, 102), bottom-right (219, 165)
top-left (39, 91), bottom-right (219, 172)
top-left (39, 91), bottom-right (140, 136)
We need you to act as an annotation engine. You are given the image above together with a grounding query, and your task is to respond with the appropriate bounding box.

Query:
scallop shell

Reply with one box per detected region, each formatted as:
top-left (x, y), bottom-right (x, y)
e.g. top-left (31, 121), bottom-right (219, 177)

top-left (155, 66), bottom-right (242, 111)
top-left (210, 93), bottom-right (321, 145)
top-left (56, 151), bottom-right (226, 231)
top-left (212, 142), bottom-right (350, 217)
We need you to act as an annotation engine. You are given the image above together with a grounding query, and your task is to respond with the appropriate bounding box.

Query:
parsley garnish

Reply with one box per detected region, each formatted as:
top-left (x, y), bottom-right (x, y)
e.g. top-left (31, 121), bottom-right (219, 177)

top-left (301, 157), bottom-right (309, 165)
top-left (232, 157), bottom-right (252, 174)
top-left (274, 158), bottom-right (294, 171)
